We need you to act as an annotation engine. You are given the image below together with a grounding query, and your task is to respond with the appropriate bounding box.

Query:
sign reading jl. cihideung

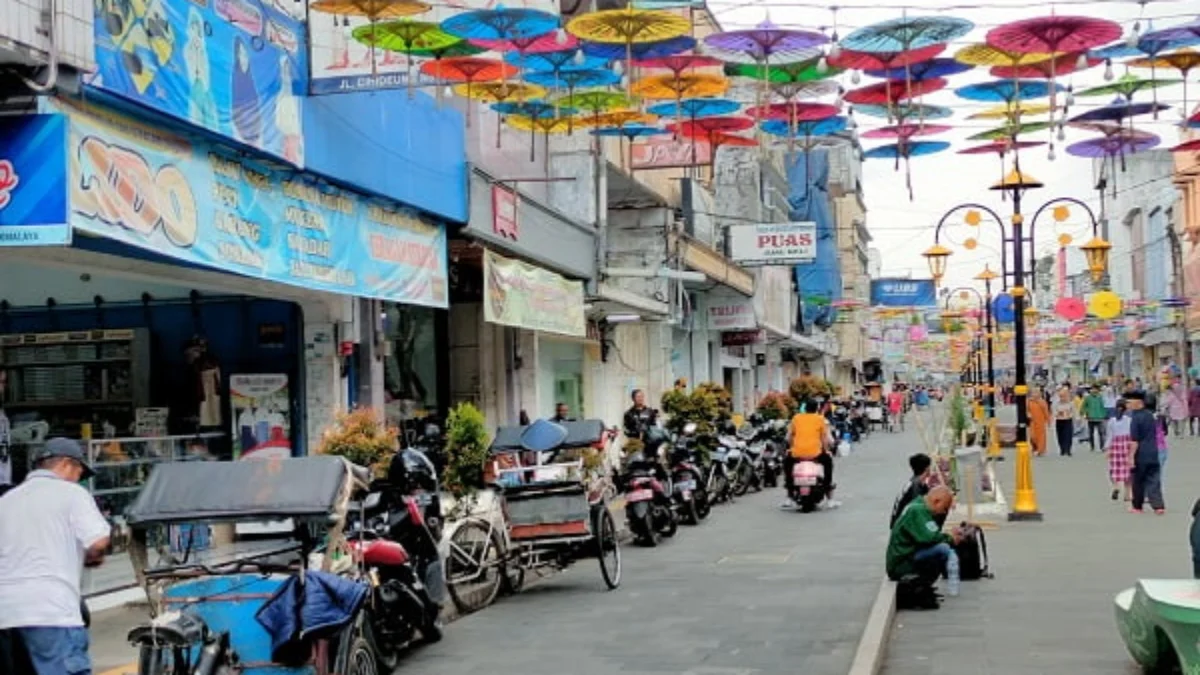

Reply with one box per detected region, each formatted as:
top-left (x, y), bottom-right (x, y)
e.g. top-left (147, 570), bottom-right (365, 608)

top-left (728, 222), bottom-right (817, 266)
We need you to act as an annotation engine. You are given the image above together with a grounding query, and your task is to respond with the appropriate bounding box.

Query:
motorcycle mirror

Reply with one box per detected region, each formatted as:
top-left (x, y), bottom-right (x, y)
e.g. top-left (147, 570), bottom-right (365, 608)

top-left (684, 422), bottom-right (697, 434)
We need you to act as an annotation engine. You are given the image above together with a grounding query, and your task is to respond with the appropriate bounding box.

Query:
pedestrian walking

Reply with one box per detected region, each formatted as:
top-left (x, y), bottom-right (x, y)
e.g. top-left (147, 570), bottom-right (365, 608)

top-left (1106, 399), bottom-right (1133, 502)
top-left (1102, 383), bottom-right (1119, 418)
top-left (1052, 386), bottom-right (1076, 457)
top-left (1028, 389), bottom-right (1051, 456)
top-left (1165, 380), bottom-right (1189, 437)
top-left (1127, 391), bottom-right (1166, 514)
top-left (1188, 379), bottom-right (1200, 436)
top-left (1082, 385), bottom-right (1108, 451)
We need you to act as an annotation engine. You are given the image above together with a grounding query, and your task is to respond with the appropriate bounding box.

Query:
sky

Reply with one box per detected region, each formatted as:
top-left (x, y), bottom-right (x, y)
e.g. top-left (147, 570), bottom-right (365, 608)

top-left (706, 0), bottom-right (1198, 292)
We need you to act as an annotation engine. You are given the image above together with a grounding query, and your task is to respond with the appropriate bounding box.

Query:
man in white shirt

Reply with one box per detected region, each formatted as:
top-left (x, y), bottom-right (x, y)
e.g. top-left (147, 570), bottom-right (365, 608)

top-left (0, 438), bottom-right (111, 674)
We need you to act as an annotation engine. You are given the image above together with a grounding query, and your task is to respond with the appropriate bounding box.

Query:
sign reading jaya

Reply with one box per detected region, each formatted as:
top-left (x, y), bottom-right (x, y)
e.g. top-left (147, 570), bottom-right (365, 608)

top-left (53, 98), bottom-right (448, 308)
top-left (0, 114), bottom-right (70, 246)
top-left (728, 222), bottom-right (817, 266)
top-left (484, 250), bottom-right (585, 337)
top-left (870, 279), bottom-right (937, 308)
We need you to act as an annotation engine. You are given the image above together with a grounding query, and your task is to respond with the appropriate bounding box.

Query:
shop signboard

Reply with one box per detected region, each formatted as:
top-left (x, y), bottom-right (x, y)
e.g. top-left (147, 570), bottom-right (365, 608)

top-left (52, 98), bottom-right (449, 308)
top-left (728, 222), bottom-right (817, 266)
top-left (231, 374), bottom-right (291, 459)
top-left (870, 279), bottom-right (937, 307)
top-left (483, 249), bottom-right (585, 338)
top-left (721, 330), bottom-right (764, 346)
top-left (307, 0), bottom-right (555, 94)
top-left (89, 0), bottom-right (308, 166)
top-left (707, 297), bottom-right (757, 331)
top-left (754, 266), bottom-right (793, 336)
top-left (0, 114), bottom-right (70, 246)
top-left (631, 139), bottom-right (712, 170)
top-left (492, 185), bottom-right (518, 240)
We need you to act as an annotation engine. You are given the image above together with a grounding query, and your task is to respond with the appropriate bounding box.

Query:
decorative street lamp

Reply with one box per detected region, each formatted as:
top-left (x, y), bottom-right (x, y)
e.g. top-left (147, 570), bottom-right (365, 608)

top-left (974, 265), bottom-right (1001, 459)
top-left (925, 169), bottom-right (1112, 522)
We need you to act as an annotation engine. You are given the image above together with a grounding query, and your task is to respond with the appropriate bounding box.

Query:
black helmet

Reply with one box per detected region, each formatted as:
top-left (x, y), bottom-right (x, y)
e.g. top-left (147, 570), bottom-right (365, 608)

top-left (643, 426), bottom-right (669, 453)
top-left (721, 420), bottom-right (737, 435)
top-left (387, 448), bottom-right (439, 493)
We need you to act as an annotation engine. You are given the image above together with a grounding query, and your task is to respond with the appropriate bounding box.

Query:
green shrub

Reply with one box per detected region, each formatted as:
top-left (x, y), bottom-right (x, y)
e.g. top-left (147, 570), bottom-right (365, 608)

top-left (316, 408), bottom-right (398, 477)
top-left (443, 402), bottom-right (491, 500)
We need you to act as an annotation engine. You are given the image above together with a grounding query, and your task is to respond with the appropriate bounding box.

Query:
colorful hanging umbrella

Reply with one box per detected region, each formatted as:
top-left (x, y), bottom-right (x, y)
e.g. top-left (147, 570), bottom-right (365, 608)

top-left (422, 57), bottom-right (520, 124)
top-left (1139, 19), bottom-right (1200, 45)
top-left (1128, 49), bottom-right (1200, 120)
top-left (1172, 139), bottom-right (1200, 152)
top-left (1088, 291), bottom-right (1122, 320)
top-left (967, 102), bottom-right (1053, 120)
top-left (441, 8), bottom-right (559, 44)
top-left (954, 43), bottom-right (1054, 69)
top-left (506, 114), bottom-right (578, 164)
top-left (589, 110), bottom-right (658, 128)
top-left (853, 103), bottom-right (953, 120)
top-left (1070, 100), bottom-right (1170, 124)
top-left (458, 81), bottom-right (547, 144)
top-left (631, 72), bottom-right (728, 100)
top-left (990, 52), bottom-right (1102, 79)
top-left (955, 79), bottom-right (1062, 103)
top-left (647, 98), bottom-right (741, 119)
top-left (635, 55), bottom-right (724, 75)
top-left (703, 20), bottom-right (828, 65)
top-left (864, 58), bottom-right (972, 81)
top-left (310, 0), bottom-right (430, 21)
top-left (580, 35), bottom-right (695, 62)
top-left (525, 67), bottom-right (620, 92)
top-left (863, 140), bottom-right (951, 199)
top-left (1067, 133), bottom-right (1160, 182)
top-left (760, 116), bottom-right (848, 139)
top-left (567, 7), bottom-right (691, 94)
top-left (861, 123), bottom-right (952, 140)
top-left (985, 16), bottom-right (1122, 116)
top-left (744, 102), bottom-right (839, 122)
top-left (506, 49), bottom-right (606, 73)
top-left (556, 91), bottom-right (635, 121)
top-left (829, 43), bottom-right (945, 72)
top-left (349, 20), bottom-right (473, 88)
top-left (1075, 73), bottom-right (1181, 102)
top-left (841, 16), bottom-right (974, 54)
top-left (669, 116), bottom-right (754, 137)
top-left (470, 32), bottom-right (577, 55)
top-left (1054, 297), bottom-right (1086, 322)
top-left (724, 58), bottom-right (840, 84)
top-left (844, 77), bottom-right (946, 105)
top-left (591, 123), bottom-right (671, 168)
top-left (967, 121), bottom-right (1053, 141)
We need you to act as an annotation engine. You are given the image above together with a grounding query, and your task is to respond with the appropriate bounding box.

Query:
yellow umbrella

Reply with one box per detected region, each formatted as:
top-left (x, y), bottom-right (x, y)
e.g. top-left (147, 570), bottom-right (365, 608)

top-left (1128, 49), bottom-right (1200, 120)
top-left (310, 0), bottom-right (430, 21)
top-left (566, 7), bottom-right (692, 94)
top-left (967, 102), bottom-right (1053, 120)
top-left (453, 81), bottom-right (545, 102)
top-left (630, 73), bottom-right (727, 100)
top-left (584, 111), bottom-right (658, 127)
top-left (1088, 290), bottom-right (1123, 320)
top-left (507, 115), bottom-right (580, 165)
top-left (954, 44), bottom-right (1057, 68)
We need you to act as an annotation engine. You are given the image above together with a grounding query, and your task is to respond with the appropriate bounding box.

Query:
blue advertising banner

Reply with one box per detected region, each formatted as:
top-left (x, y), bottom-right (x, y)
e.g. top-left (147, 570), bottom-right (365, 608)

top-left (0, 114), bottom-right (70, 246)
top-left (870, 279), bottom-right (938, 308)
top-left (90, 0), bottom-right (307, 165)
top-left (52, 98), bottom-right (448, 308)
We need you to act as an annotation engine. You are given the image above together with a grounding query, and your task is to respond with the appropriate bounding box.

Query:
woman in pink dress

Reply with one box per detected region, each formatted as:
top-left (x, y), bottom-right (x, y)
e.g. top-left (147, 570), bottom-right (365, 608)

top-left (1166, 381), bottom-right (1190, 437)
top-left (1106, 399), bottom-right (1133, 502)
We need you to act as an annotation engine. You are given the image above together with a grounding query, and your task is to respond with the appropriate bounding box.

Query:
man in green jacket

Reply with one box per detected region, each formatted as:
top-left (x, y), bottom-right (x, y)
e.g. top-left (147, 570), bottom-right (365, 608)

top-left (1082, 385), bottom-right (1108, 451)
top-left (886, 486), bottom-right (960, 583)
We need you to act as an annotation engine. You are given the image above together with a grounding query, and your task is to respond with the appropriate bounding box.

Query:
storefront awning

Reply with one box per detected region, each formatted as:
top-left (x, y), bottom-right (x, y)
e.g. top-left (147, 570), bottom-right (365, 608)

top-left (1136, 326), bottom-right (1181, 348)
top-left (590, 283), bottom-right (670, 320)
top-left (674, 235), bottom-right (754, 297)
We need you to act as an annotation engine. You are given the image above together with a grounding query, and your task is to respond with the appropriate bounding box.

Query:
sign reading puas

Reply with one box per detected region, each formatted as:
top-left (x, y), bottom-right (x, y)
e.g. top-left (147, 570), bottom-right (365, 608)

top-left (728, 222), bottom-right (817, 266)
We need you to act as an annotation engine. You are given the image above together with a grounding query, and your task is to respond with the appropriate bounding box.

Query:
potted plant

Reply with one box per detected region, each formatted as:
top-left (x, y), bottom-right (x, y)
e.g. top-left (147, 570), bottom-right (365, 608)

top-left (756, 391), bottom-right (797, 421)
top-left (317, 408), bottom-right (399, 477)
top-left (442, 402), bottom-right (491, 503)
top-left (788, 375), bottom-right (833, 407)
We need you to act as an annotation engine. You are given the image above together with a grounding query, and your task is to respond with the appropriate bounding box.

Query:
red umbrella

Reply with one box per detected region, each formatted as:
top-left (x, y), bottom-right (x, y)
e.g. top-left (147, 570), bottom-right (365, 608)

top-left (743, 102), bottom-right (840, 122)
top-left (421, 56), bottom-right (520, 125)
top-left (634, 55), bottom-right (723, 75)
top-left (1172, 139), bottom-right (1200, 153)
top-left (668, 116), bottom-right (756, 167)
top-left (861, 123), bottom-right (951, 140)
top-left (844, 77), bottom-right (946, 105)
top-left (986, 16), bottom-right (1122, 115)
top-left (1054, 297), bottom-right (1087, 322)
top-left (828, 43), bottom-right (944, 71)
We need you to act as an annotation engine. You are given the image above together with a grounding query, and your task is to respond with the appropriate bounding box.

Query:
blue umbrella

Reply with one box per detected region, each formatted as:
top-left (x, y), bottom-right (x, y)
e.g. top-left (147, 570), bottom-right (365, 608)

top-left (646, 98), bottom-right (741, 118)
top-left (494, 101), bottom-right (579, 161)
top-left (441, 8), bottom-right (560, 43)
top-left (761, 116), bottom-right (848, 139)
top-left (955, 79), bottom-right (1063, 103)
top-left (507, 50), bottom-right (609, 72)
top-left (865, 58), bottom-right (973, 81)
top-left (853, 103), bottom-right (953, 121)
top-left (864, 140), bottom-right (950, 199)
top-left (841, 16), bottom-right (974, 53)
top-left (582, 36), bottom-right (696, 62)
top-left (1093, 34), bottom-right (1200, 61)
top-left (524, 68), bottom-right (620, 131)
top-left (591, 123), bottom-right (670, 168)
top-left (992, 293), bottom-right (1015, 324)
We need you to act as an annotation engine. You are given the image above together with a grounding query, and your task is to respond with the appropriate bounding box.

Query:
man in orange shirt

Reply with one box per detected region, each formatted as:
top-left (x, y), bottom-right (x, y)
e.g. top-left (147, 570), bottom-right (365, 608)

top-left (784, 397), bottom-right (838, 508)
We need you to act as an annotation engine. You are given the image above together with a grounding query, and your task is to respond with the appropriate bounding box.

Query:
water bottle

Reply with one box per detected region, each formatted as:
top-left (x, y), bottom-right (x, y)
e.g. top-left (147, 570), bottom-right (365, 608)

top-left (946, 549), bottom-right (961, 597)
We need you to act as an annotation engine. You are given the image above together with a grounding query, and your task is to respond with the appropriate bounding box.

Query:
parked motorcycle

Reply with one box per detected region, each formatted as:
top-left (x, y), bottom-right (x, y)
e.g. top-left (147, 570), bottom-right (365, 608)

top-left (345, 448), bottom-right (446, 666)
top-left (727, 423), bottom-right (761, 496)
top-left (619, 428), bottom-right (678, 546)
top-left (758, 419), bottom-right (787, 488)
top-left (705, 434), bottom-right (735, 505)
top-left (668, 422), bottom-right (710, 524)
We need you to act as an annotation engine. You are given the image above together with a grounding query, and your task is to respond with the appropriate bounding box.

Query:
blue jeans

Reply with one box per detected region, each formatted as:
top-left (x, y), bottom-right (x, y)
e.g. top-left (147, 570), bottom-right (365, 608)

top-left (18, 626), bottom-right (91, 675)
top-left (912, 542), bottom-right (953, 583)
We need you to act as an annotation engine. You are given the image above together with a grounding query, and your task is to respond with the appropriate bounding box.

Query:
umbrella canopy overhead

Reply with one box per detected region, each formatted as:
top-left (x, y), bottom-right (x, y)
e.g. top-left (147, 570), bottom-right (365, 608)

top-left (985, 16), bottom-right (1122, 54)
top-left (669, 116), bottom-right (755, 137)
top-left (631, 72), bottom-right (729, 99)
top-left (853, 103), bottom-right (953, 120)
top-left (967, 102), bottom-right (1053, 120)
top-left (744, 102), bottom-right (840, 122)
top-left (442, 8), bottom-right (559, 42)
top-left (455, 81), bottom-right (546, 102)
top-left (590, 124), bottom-right (670, 138)
top-left (350, 20), bottom-right (459, 55)
top-left (1066, 133), bottom-right (1161, 158)
top-left (841, 16), bottom-right (974, 53)
top-left (1172, 139), bottom-right (1200, 152)
top-left (844, 77), bottom-right (947, 104)
top-left (953, 43), bottom-right (1055, 67)
top-left (760, 117), bottom-right (849, 138)
top-left (1068, 121), bottom-right (1159, 141)
top-left (967, 120), bottom-right (1054, 141)
top-left (635, 55), bottom-right (724, 75)
top-left (1075, 73), bottom-right (1182, 101)
top-left (990, 52), bottom-right (1102, 79)
top-left (1069, 100), bottom-right (1171, 123)
top-left (422, 56), bottom-right (519, 82)
top-left (580, 35), bottom-right (696, 61)
top-left (310, 0), bottom-right (429, 20)
top-left (646, 98), bottom-right (742, 119)
top-left (724, 59), bottom-right (840, 83)
top-left (1139, 20), bottom-right (1200, 48)
top-left (703, 20), bottom-right (829, 63)
top-left (470, 32), bottom-right (579, 54)
top-left (829, 43), bottom-right (945, 71)
top-left (567, 8), bottom-right (691, 45)
top-left (556, 91), bottom-right (635, 113)
top-left (958, 140), bottom-right (1047, 155)
top-left (955, 79), bottom-right (1064, 103)
top-left (865, 58), bottom-right (973, 81)
top-left (1128, 48), bottom-right (1200, 73)
top-left (861, 123), bottom-right (952, 140)
top-left (505, 49), bottom-right (606, 72)
top-left (524, 68), bottom-right (621, 90)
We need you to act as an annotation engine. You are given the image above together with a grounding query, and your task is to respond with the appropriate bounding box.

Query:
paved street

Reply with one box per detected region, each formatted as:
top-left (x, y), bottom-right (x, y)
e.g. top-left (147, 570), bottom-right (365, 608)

top-left (89, 414), bottom-right (925, 675)
top-left (882, 431), bottom-right (1200, 675)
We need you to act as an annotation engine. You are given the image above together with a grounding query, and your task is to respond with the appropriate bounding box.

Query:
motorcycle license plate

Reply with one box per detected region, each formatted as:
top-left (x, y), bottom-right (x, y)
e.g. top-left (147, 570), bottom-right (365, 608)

top-left (627, 489), bottom-right (654, 503)
top-left (675, 480), bottom-right (696, 492)
top-left (796, 477), bottom-right (818, 487)
top-left (800, 487), bottom-right (811, 495)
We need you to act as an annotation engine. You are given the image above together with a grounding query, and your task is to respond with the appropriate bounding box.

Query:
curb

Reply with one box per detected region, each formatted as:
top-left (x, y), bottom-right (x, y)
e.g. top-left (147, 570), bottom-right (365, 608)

top-left (846, 577), bottom-right (897, 675)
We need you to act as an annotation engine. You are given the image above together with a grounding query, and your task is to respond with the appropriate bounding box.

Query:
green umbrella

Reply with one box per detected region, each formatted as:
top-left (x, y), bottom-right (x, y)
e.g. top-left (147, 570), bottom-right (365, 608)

top-left (967, 120), bottom-right (1053, 142)
top-left (1075, 73), bottom-right (1182, 102)
top-left (353, 21), bottom-right (483, 93)
top-left (724, 58), bottom-right (841, 84)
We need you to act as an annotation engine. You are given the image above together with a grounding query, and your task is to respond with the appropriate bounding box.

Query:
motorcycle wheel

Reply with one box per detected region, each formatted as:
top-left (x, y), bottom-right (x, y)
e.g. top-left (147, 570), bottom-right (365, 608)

top-left (657, 507), bottom-right (677, 538)
top-left (640, 511), bottom-right (659, 547)
top-left (346, 637), bottom-right (379, 675)
top-left (680, 497), bottom-right (700, 525)
top-left (694, 489), bottom-right (711, 520)
top-left (732, 465), bottom-right (752, 497)
top-left (422, 618), bottom-right (444, 645)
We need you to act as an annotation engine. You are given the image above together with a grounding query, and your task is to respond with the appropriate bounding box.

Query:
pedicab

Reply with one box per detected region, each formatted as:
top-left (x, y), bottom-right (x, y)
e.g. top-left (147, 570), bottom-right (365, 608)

top-left (123, 455), bottom-right (384, 675)
top-left (443, 419), bottom-right (621, 613)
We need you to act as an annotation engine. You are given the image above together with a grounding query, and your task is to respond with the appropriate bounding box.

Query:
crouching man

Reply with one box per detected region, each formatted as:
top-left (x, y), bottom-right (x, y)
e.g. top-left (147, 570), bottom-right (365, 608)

top-left (886, 486), bottom-right (962, 608)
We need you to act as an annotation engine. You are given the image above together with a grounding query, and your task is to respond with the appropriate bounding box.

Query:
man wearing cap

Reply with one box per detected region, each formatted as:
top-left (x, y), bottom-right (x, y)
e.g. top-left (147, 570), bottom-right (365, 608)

top-left (0, 438), bottom-right (111, 674)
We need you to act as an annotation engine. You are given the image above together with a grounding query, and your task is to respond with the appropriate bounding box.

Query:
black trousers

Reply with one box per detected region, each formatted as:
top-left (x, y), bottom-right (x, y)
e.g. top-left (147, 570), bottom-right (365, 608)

top-left (783, 452), bottom-right (834, 491)
top-left (1087, 420), bottom-right (1106, 448)
top-left (1131, 461), bottom-right (1165, 511)
top-left (1055, 419), bottom-right (1074, 456)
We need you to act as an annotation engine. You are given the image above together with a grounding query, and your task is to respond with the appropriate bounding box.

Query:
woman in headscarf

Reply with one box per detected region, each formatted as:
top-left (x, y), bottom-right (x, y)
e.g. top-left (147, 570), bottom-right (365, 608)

top-left (1106, 398), bottom-right (1133, 502)
top-left (1027, 389), bottom-right (1051, 457)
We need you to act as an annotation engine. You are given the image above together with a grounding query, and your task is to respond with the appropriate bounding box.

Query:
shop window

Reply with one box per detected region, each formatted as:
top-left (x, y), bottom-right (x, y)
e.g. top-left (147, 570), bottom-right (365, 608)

top-left (383, 304), bottom-right (442, 422)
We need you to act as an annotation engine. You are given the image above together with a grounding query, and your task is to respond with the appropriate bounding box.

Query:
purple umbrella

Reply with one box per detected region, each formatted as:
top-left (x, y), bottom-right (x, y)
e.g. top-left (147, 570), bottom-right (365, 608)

top-left (1067, 133), bottom-right (1160, 193)
top-left (864, 58), bottom-right (973, 81)
top-left (1069, 99), bottom-right (1172, 123)
top-left (703, 20), bottom-right (829, 64)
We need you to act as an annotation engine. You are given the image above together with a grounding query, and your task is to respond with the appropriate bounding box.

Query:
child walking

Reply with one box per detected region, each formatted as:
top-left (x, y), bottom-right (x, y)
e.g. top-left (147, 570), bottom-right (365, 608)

top-left (1107, 400), bottom-right (1133, 501)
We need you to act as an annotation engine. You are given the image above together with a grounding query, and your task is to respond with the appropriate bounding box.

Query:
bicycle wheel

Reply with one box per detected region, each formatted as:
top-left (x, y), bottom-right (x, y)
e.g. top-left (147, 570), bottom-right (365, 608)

top-left (445, 520), bottom-right (504, 614)
top-left (595, 508), bottom-right (621, 589)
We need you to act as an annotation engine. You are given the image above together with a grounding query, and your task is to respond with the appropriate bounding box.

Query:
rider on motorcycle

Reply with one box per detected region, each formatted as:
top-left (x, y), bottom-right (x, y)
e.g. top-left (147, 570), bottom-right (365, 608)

top-left (784, 397), bottom-right (839, 508)
top-left (623, 389), bottom-right (659, 441)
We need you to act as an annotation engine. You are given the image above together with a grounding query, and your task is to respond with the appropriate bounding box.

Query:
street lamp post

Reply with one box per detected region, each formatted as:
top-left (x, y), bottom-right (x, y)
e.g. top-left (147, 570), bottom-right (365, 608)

top-left (976, 265), bottom-right (1001, 458)
top-left (921, 169), bottom-right (1110, 522)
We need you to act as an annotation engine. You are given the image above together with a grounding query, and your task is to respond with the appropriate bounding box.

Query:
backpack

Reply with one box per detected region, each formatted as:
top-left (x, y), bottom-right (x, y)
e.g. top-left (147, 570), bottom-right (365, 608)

top-left (953, 523), bottom-right (992, 580)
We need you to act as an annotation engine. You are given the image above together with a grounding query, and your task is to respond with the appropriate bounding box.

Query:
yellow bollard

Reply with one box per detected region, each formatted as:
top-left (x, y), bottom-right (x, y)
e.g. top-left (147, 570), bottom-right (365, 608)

top-left (986, 417), bottom-right (1002, 460)
top-left (1007, 440), bottom-right (1043, 521)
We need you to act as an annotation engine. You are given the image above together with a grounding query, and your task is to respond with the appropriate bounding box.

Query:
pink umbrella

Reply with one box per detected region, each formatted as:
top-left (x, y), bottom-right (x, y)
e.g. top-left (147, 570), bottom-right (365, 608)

top-left (1054, 297), bottom-right (1086, 322)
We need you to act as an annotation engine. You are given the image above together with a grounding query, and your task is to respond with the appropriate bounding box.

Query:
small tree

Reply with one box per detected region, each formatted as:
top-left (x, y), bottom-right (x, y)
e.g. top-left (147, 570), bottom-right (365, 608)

top-left (317, 408), bottom-right (398, 477)
top-left (948, 391), bottom-right (969, 445)
top-left (756, 391), bottom-right (796, 420)
top-left (443, 402), bottom-right (491, 501)
top-left (789, 375), bottom-right (833, 405)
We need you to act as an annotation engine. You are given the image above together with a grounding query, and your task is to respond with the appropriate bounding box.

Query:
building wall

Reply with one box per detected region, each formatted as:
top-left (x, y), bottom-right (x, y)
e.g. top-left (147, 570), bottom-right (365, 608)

top-left (1174, 131), bottom-right (1200, 340)
top-left (1, 0), bottom-right (94, 72)
top-left (1095, 150), bottom-right (1178, 301)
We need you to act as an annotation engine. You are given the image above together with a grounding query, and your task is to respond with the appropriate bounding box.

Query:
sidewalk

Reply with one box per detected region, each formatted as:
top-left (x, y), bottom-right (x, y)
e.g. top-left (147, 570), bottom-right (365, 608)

top-left (881, 436), bottom-right (1199, 675)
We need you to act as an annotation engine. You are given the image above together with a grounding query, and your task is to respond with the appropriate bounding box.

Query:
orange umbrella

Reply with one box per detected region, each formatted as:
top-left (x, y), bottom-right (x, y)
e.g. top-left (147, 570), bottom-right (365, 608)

top-left (310, 0), bottom-right (430, 21)
top-left (422, 57), bottom-right (520, 125)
